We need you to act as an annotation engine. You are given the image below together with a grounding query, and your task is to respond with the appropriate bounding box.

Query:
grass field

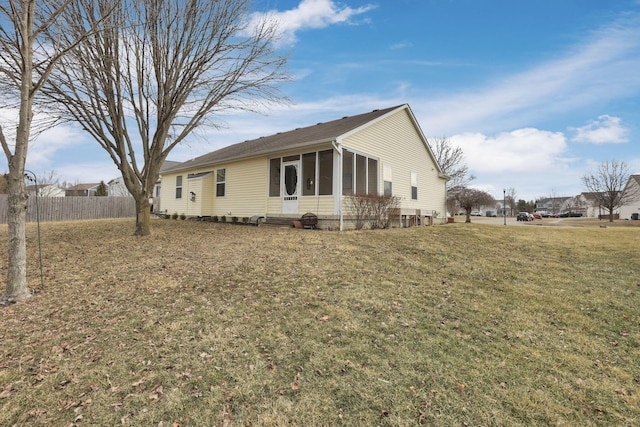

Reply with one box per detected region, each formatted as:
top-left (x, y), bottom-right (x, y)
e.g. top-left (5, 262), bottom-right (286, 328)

top-left (0, 219), bottom-right (638, 426)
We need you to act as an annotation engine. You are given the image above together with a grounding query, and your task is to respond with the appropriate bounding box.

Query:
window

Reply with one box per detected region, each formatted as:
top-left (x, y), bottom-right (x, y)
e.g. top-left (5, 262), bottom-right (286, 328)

top-left (343, 149), bottom-right (379, 196)
top-left (356, 154), bottom-right (367, 194)
top-left (216, 168), bottom-right (226, 197)
top-left (368, 158), bottom-right (378, 194)
top-left (302, 152), bottom-right (316, 196)
top-left (318, 150), bottom-right (333, 195)
top-left (175, 175), bottom-right (183, 199)
top-left (383, 164), bottom-right (392, 196)
top-left (342, 150), bottom-right (354, 195)
top-left (411, 172), bottom-right (418, 200)
top-left (269, 158), bottom-right (280, 197)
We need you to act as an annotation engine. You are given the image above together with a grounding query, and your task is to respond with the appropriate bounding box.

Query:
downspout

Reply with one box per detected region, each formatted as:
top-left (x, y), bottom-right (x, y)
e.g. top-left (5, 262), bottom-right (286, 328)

top-left (444, 180), bottom-right (448, 224)
top-left (332, 139), bottom-right (343, 231)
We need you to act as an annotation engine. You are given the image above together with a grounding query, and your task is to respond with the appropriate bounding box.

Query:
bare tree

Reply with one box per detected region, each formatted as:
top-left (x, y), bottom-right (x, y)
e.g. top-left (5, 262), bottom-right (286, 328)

top-left (33, 169), bottom-right (63, 196)
top-left (505, 187), bottom-right (516, 216)
top-left (455, 188), bottom-right (495, 223)
top-left (582, 160), bottom-right (638, 222)
top-left (42, 0), bottom-right (289, 236)
top-left (0, 0), bottom-right (95, 304)
top-left (430, 136), bottom-right (475, 193)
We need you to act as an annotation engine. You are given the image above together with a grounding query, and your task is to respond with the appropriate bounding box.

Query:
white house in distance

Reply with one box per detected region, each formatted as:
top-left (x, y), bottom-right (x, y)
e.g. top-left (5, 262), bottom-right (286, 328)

top-left (26, 184), bottom-right (65, 197)
top-left (620, 174), bottom-right (640, 220)
top-left (159, 104), bottom-right (448, 230)
top-left (108, 177), bottom-right (133, 197)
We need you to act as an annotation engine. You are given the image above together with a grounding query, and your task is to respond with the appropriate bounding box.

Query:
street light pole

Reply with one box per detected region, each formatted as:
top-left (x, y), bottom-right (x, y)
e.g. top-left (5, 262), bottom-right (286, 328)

top-left (503, 188), bottom-right (507, 226)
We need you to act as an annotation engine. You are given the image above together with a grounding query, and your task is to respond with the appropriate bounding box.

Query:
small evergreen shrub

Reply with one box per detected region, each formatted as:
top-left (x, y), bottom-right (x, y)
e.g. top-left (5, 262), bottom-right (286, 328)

top-left (212, 216), bottom-right (219, 222)
top-left (180, 213), bottom-right (186, 220)
top-left (172, 212), bottom-right (178, 220)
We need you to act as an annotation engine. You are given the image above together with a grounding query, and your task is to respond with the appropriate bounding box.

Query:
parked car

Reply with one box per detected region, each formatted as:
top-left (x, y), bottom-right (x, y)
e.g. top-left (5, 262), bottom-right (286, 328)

top-left (517, 212), bottom-right (531, 221)
top-left (470, 211), bottom-right (482, 216)
top-left (485, 210), bottom-right (497, 217)
top-left (532, 213), bottom-right (542, 219)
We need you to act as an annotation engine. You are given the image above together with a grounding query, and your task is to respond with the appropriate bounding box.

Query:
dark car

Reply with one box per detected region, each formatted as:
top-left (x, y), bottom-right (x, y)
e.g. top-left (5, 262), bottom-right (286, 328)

top-left (517, 212), bottom-right (530, 221)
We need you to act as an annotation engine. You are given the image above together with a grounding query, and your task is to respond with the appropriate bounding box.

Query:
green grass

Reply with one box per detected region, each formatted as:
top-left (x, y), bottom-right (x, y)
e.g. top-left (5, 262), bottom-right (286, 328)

top-left (0, 219), bottom-right (638, 426)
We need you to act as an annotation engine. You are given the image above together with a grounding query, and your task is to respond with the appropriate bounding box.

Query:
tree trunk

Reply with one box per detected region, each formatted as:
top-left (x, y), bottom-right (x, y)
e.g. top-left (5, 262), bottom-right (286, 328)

top-left (2, 173), bottom-right (30, 304)
top-left (134, 196), bottom-right (151, 236)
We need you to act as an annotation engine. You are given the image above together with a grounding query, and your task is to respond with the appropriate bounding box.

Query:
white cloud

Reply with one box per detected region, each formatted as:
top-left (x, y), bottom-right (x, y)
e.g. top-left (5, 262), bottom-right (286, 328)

top-left (450, 128), bottom-right (568, 174)
top-left (570, 115), bottom-right (629, 144)
top-left (389, 41), bottom-right (412, 50)
top-left (27, 124), bottom-right (86, 169)
top-left (250, 0), bottom-right (376, 47)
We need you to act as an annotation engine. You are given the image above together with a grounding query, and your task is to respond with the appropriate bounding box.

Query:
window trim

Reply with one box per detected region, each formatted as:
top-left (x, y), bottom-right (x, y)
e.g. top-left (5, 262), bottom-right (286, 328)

top-left (383, 164), bottom-right (392, 196)
top-left (411, 171), bottom-right (418, 200)
top-left (216, 168), bottom-right (226, 197)
top-left (175, 175), bottom-right (183, 199)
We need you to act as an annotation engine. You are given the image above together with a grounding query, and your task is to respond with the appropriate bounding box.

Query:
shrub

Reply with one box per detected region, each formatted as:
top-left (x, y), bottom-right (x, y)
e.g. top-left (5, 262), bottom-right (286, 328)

top-left (180, 213), bottom-right (186, 220)
top-left (212, 216), bottom-right (219, 222)
top-left (220, 215), bottom-right (226, 223)
top-left (346, 193), bottom-right (401, 229)
top-left (171, 212), bottom-right (178, 220)
top-left (232, 216), bottom-right (239, 223)
top-left (242, 217), bottom-right (249, 224)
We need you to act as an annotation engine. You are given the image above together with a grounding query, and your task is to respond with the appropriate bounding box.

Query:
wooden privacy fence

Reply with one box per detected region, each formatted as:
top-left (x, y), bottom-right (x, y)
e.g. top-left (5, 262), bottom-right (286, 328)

top-left (0, 195), bottom-right (136, 224)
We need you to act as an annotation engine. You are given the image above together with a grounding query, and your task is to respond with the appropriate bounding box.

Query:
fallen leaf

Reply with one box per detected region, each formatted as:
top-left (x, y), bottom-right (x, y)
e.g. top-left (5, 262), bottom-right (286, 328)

top-left (149, 385), bottom-right (164, 401)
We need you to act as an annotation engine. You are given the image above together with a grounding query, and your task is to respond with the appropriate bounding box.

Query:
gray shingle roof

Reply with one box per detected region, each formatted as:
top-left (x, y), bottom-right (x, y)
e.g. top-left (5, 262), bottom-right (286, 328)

top-left (164, 105), bottom-right (405, 173)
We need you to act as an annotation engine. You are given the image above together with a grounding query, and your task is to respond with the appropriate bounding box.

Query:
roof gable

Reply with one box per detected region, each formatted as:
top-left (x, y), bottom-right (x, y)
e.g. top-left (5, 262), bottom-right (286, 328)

top-left (165, 105), bottom-right (405, 173)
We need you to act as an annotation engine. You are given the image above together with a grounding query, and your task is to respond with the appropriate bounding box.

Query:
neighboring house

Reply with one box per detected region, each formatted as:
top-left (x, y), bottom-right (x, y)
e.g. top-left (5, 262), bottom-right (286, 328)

top-left (152, 160), bottom-right (181, 214)
top-left (159, 104), bottom-right (448, 229)
top-left (576, 192), bottom-right (616, 218)
top-left (535, 196), bottom-right (572, 215)
top-left (26, 184), bottom-right (65, 197)
top-left (107, 177), bottom-right (132, 197)
top-left (620, 174), bottom-right (640, 220)
top-left (65, 183), bottom-right (100, 197)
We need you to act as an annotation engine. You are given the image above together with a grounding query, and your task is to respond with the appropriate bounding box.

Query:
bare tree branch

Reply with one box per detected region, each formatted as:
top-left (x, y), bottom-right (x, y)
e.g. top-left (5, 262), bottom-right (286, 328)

top-left (0, 0), bottom-right (110, 303)
top-left (582, 160), bottom-right (638, 222)
top-left (41, 0), bottom-right (289, 236)
top-left (429, 136), bottom-right (474, 194)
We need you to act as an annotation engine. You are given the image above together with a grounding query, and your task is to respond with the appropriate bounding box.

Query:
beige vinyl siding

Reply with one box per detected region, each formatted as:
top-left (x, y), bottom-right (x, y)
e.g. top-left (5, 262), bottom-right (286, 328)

top-left (266, 197), bottom-right (282, 213)
top-left (160, 158), bottom-right (268, 218)
top-left (160, 172), bottom-right (189, 216)
top-left (212, 157), bottom-right (268, 217)
top-left (186, 178), bottom-right (202, 216)
top-left (185, 173), bottom-right (214, 217)
top-left (299, 196), bottom-right (334, 214)
top-left (341, 108), bottom-right (446, 218)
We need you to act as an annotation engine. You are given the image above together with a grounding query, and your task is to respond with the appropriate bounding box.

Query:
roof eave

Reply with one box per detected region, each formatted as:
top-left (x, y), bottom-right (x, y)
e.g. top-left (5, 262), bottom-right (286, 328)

top-left (163, 137), bottom-right (338, 174)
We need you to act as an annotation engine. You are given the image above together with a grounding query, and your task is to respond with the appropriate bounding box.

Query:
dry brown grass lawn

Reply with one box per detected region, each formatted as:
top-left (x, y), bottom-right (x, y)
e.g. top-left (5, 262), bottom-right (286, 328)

top-left (0, 219), bottom-right (638, 426)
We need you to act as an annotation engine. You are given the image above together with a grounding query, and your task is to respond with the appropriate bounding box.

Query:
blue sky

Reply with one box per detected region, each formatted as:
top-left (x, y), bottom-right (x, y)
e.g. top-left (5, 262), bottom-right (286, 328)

top-left (6, 0), bottom-right (640, 201)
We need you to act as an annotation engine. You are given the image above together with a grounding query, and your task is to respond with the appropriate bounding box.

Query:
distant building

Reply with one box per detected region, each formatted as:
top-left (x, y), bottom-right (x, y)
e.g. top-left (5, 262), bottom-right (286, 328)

top-left (620, 174), bottom-right (640, 220)
top-left (65, 183), bottom-right (100, 197)
top-left (26, 184), bottom-right (65, 197)
top-left (107, 177), bottom-right (133, 197)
